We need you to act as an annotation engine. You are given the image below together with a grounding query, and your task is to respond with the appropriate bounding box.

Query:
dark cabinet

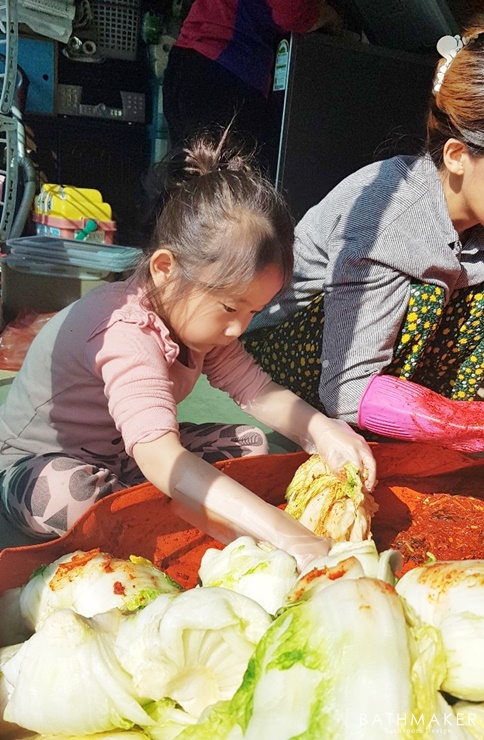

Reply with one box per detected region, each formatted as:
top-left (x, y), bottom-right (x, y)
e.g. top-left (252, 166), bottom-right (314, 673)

top-left (275, 34), bottom-right (436, 221)
top-left (25, 114), bottom-right (149, 246)
top-left (23, 47), bottom-right (151, 247)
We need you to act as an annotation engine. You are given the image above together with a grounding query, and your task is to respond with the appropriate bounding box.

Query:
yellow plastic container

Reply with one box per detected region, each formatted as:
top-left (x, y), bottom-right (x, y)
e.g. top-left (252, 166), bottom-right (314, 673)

top-left (34, 184), bottom-right (113, 221)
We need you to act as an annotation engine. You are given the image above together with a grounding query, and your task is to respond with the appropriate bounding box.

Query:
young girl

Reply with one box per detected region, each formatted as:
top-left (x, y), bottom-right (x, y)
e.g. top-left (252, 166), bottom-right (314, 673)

top-left (0, 133), bottom-right (375, 571)
top-left (244, 20), bottom-right (484, 451)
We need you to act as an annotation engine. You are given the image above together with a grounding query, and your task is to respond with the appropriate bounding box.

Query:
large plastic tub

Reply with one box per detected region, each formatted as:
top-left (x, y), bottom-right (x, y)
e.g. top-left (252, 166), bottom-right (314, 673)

top-left (1, 443), bottom-right (484, 595)
top-left (1, 237), bottom-right (142, 322)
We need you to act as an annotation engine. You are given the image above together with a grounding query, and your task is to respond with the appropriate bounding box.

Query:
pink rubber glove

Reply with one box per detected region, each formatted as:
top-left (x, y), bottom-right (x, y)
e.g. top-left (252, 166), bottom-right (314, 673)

top-left (358, 375), bottom-right (484, 452)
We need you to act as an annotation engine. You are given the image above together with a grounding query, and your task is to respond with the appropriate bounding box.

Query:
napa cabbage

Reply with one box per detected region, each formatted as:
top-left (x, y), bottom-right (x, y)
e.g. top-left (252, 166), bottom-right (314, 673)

top-left (19, 549), bottom-right (183, 630)
top-left (114, 586), bottom-right (272, 718)
top-left (2, 608), bottom-right (155, 735)
top-left (198, 536), bottom-right (298, 614)
top-left (176, 577), bottom-right (416, 739)
top-left (396, 560), bottom-right (484, 701)
top-left (285, 455), bottom-right (378, 541)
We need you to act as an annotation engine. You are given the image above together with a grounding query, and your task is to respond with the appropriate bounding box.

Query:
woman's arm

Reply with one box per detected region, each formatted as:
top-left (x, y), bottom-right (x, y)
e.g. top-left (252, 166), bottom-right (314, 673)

top-left (320, 258), bottom-right (410, 423)
top-left (133, 431), bottom-right (332, 571)
top-left (269, 0), bottom-right (340, 34)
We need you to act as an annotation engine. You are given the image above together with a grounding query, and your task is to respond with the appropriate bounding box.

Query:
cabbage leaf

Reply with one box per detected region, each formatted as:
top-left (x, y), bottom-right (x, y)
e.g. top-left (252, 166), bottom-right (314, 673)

top-left (285, 455), bottom-right (378, 541)
top-left (198, 536), bottom-right (298, 615)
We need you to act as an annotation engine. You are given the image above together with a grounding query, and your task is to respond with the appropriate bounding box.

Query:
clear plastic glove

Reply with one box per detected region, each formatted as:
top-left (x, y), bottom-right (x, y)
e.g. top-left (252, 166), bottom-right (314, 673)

top-left (243, 381), bottom-right (376, 491)
top-left (301, 416), bottom-right (376, 491)
top-left (134, 432), bottom-right (333, 574)
top-left (170, 461), bottom-right (332, 572)
top-left (278, 530), bottom-right (333, 572)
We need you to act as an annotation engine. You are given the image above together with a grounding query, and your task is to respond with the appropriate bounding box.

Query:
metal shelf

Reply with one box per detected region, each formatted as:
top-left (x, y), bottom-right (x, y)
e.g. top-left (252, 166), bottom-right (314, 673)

top-left (0, 1), bottom-right (26, 244)
top-left (0, 0), bottom-right (18, 114)
top-left (0, 114), bottom-right (17, 242)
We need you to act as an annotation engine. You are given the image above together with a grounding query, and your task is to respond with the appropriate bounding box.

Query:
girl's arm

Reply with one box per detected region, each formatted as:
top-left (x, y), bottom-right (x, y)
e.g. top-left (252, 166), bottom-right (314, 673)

top-left (133, 431), bottom-right (332, 571)
top-left (243, 381), bottom-right (376, 490)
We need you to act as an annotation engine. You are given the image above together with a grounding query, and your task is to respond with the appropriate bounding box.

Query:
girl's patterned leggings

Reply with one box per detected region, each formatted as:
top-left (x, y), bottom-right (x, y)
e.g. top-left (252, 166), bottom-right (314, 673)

top-left (0, 421), bottom-right (268, 541)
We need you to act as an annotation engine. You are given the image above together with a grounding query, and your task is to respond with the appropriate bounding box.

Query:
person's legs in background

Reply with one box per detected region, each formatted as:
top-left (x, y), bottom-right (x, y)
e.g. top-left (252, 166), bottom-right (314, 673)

top-left (242, 293), bottom-right (325, 411)
top-left (162, 47), bottom-right (279, 178)
top-left (387, 282), bottom-right (484, 400)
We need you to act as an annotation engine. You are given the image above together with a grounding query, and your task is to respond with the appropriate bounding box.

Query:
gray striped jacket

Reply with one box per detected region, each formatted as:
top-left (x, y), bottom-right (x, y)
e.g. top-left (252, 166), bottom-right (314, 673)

top-left (249, 154), bottom-right (484, 422)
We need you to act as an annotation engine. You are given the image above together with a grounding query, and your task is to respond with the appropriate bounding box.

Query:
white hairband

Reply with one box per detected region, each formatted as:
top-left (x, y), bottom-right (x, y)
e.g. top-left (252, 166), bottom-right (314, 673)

top-left (433, 34), bottom-right (468, 93)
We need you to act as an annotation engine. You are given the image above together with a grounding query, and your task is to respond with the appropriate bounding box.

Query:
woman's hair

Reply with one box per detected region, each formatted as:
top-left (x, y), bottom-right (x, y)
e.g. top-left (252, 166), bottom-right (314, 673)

top-left (136, 128), bottom-right (294, 317)
top-left (426, 19), bottom-right (484, 168)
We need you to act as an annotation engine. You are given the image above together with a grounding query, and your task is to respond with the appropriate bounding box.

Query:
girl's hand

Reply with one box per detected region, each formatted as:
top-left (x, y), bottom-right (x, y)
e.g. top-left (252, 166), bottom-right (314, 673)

top-left (133, 432), bottom-right (334, 572)
top-left (243, 381), bottom-right (377, 491)
top-left (282, 532), bottom-right (333, 572)
top-left (306, 416), bottom-right (376, 491)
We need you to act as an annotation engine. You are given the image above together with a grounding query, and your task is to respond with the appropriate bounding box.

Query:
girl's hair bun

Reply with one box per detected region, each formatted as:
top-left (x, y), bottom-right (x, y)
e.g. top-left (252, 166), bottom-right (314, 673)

top-left (137, 121), bottom-right (294, 312)
top-left (183, 128), bottom-right (255, 178)
top-left (138, 124), bottom-right (257, 244)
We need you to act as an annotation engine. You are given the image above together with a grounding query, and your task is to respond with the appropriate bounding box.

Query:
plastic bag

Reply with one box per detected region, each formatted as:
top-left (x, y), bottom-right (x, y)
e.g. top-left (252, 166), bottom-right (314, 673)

top-left (0, 310), bottom-right (55, 371)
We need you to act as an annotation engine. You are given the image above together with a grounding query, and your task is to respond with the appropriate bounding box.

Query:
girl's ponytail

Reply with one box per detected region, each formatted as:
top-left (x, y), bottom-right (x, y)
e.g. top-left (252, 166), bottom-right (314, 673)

top-left (142, 126), bottom-right (256, 230)
top-left (183, 128), bottom-right (254, 177)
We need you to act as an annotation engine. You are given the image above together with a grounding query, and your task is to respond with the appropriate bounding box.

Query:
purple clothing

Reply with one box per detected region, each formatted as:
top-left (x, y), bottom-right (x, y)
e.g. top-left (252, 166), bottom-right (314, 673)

top-left (175, 0), bottom-right (320, 95)
top-left (0, 278), bottom-right (272, 477)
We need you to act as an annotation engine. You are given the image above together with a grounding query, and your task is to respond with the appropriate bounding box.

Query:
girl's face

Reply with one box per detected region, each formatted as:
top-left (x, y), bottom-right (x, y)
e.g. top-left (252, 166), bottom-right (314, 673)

top-left (163, 263), bottom-right (284, 355)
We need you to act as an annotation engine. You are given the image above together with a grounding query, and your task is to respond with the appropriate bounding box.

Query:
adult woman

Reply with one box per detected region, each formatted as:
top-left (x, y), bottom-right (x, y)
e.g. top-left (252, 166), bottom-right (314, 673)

top-left (244, 21), bottom-right (484, 451)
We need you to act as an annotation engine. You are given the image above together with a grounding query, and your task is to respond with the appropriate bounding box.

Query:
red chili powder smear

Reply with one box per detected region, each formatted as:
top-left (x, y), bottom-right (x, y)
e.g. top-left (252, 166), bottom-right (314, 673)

top-left (410, 386), bottom-right (484, 436)
top-left (392, 493), bottom-right (484, 574)
top-left (113, 581), bottom-right (126, 596)
top-left (342, 481), bottom-right (483, 578)
top-left (50, 548), bottom-right (102, 591)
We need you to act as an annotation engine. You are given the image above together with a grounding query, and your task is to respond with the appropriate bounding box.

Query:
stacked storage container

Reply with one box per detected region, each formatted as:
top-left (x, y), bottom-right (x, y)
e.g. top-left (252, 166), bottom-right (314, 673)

top-left (32, 184), bottom-right (117, 244)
